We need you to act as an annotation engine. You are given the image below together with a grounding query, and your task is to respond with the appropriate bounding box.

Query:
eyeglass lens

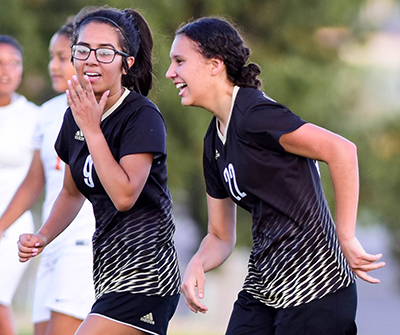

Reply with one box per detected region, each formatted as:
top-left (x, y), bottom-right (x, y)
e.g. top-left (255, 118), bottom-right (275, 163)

top-left (72, 45), bottom-right (117, 63)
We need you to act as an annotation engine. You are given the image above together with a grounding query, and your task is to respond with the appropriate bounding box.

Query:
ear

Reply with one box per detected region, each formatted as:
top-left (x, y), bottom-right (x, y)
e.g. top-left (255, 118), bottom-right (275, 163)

top-left (210, 58), bottom-right (225, 76)
top-left (123, 56), bottom-right (135, 74)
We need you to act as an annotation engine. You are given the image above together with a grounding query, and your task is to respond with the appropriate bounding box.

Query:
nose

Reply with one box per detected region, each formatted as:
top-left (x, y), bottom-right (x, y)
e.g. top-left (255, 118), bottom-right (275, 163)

top-left (86, 49), bottom-right (98, 64)
top-left (165, 63), bottom-right (176, 79)
top-left (49, 57), bottom-right (59, 72)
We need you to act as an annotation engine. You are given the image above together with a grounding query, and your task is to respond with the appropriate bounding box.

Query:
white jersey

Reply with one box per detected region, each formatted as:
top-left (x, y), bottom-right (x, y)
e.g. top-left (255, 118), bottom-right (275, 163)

top-left (0, 93), bottom-right (38, 306)
top-left (32, 94), bottom-right (95, 254)
top-left (0, 93), bottom-right (39, 234)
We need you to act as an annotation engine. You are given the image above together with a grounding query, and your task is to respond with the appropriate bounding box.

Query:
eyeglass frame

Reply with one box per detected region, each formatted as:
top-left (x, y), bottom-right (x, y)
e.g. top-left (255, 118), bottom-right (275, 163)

top-left (71, 44), bottom-right (131, 64)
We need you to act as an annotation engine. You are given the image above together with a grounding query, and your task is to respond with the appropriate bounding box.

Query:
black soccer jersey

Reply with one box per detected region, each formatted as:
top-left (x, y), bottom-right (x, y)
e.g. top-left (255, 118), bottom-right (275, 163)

top-left (55, 90), bottom-right (180, 299)
top-left (203, 87), bottom-right (355, 309)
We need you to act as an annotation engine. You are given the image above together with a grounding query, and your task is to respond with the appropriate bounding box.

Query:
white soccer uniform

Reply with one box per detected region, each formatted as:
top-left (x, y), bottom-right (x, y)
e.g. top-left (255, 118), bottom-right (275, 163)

top-left (0, 94), bottom-right (39, 306)
top-left (31, 94), bottom-right (95, 323)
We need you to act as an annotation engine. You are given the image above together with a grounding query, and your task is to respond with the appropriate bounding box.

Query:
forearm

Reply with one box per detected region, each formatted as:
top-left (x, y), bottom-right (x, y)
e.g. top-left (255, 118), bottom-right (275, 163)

top-left (0, 186), bottom-right (43, 233)
top-left (84, 129), bottom-right (139, 209)
top-left (193, 195), bottom-right (237, 273)
top-left (37, 187), bottom-right (85, 245)
top-left (0, 152), bottom-right (45, 233)
top-left (192, 232), bottom-right (236, 273)
top-left (328, 141), bottom-right (359, 241)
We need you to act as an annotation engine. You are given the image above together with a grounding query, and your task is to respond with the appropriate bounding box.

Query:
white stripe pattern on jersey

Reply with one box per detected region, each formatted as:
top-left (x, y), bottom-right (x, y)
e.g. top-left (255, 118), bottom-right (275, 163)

top-left (92, 197), bottom-right (181, 299)
top-left (243, 184), bottom-right (355, 309)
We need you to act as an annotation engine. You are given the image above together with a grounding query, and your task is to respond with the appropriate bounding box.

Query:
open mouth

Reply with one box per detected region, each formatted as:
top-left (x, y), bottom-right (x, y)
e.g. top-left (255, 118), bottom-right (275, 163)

top-left (85, 72), bottom-right (101, 78)
top-left (175, 82), bottom-right (187, 90)
top-left (0, 76), bottom-right (10, 83)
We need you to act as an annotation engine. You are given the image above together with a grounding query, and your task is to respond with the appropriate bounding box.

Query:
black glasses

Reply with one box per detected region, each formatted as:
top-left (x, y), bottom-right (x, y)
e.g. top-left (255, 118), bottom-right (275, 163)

top-left (71, 45), bottom-right (130, 64)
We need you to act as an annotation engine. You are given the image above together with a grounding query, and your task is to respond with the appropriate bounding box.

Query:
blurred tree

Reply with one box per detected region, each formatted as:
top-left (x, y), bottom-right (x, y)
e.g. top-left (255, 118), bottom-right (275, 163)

top-left (2, 0), bottom-right (398, 252)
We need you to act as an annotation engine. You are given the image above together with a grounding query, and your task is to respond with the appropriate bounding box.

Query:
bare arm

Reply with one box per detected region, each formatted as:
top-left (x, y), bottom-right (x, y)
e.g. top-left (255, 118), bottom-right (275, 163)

top-left (18, 165), bottom-right (85, 262)
top-left (66, 75), bottom-right (153, 212)
top-left (181, 195), bottom-right (236, 313)
top-left (280, 123), bottom-right (385, 283)
top-left (0, 150), bottom-right (45, 235)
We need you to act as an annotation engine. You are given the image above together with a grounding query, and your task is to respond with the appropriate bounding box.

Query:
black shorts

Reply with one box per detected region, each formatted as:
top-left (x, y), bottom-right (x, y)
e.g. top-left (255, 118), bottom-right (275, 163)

top-left (90, 292), bottom-right (180, 335)
top-left (226, 282), bottom-right (357, 335)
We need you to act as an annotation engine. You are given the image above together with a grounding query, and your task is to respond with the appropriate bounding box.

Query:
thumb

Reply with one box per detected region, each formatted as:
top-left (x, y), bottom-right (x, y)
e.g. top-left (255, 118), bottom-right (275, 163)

top-left (19, 233), bottom-right (34, 245)
top-left (196, 278), bottom-right (205, 299)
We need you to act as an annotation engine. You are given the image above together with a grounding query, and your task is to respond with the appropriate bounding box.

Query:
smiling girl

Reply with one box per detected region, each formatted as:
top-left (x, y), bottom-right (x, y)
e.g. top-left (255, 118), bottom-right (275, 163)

top-left (18, 6), bottom-right (180, 335)
top-left (166, 17), bottom-right (385, 335)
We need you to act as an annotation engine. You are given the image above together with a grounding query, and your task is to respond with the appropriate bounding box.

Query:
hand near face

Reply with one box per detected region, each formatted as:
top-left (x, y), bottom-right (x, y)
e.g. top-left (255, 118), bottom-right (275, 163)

top-left (66, 74), bottom-right (109, 133)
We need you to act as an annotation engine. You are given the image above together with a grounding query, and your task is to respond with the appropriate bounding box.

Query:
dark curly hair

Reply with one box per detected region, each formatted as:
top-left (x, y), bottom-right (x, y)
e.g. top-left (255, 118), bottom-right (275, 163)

top-left (176, 17), bottom-right (261, 89)
top-left (72, 6), bottom-right (153, 96)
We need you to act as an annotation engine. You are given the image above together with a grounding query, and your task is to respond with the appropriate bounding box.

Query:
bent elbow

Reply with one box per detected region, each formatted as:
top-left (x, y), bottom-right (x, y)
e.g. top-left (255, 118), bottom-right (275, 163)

top-left (113, 196), bottom-right (136, 212)
top-left (344, 140), bottom-right (358, 161)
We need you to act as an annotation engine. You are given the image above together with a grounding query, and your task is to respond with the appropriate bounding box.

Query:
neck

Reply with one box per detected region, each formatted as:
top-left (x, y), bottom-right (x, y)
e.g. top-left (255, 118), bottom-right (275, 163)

top-left (0, 94), bottom-right (12, 107)
top-left (209, 85), bottom-right (235, 134)
top-left (103, 87), bottom-right (124, 112)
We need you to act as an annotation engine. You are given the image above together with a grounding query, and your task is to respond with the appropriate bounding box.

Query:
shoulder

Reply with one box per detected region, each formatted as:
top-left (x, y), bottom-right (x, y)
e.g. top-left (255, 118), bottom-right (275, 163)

top-left (236, 87), bottom-right (278, 111)
top-left (40, 94), bottom-right (68, 118)
top-left (10, 95), bottom-right (40, 124)
top-left (124, 90), bottom-right (160, 113)
top-left (14, 94), bottom-right (40, 112)
top-left (236, 87), bottom-right (302, 123)
top-left (120, 90), bottom-right (165, 123)
top-left (41, 94), bottom-right (67, 110)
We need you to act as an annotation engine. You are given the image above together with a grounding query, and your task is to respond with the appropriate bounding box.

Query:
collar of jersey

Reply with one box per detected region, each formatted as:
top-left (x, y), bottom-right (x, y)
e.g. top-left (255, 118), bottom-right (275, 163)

top-left (101, 87), bottom-right (130, 122)
top-left (217, 85), bottom-right (239, 145)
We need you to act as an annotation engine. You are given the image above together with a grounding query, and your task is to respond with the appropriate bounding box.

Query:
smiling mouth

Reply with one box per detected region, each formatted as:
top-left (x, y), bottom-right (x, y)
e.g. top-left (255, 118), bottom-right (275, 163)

top-left (175, 82), bottom-right (187, 90)
top-left (85, 72), bottom-right (101, 78)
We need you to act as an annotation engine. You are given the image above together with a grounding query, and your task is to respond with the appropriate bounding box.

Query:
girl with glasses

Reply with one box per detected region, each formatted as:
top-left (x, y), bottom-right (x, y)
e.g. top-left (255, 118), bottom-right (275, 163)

top-left (0, 35), bottom-right (39, 335)
top-left (166, 17), bottom-right (385, 335)
top-left (18, 6), bottom-right (180, 335)
top-left (0, 20), bottom-right (96, 335)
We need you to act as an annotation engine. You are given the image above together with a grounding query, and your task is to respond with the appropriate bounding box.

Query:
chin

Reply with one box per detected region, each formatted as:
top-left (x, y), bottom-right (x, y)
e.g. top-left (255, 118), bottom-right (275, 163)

top-left (181, 97), bottom-right (194, 107)
top-left (53, 84), bottom-right (65, 93)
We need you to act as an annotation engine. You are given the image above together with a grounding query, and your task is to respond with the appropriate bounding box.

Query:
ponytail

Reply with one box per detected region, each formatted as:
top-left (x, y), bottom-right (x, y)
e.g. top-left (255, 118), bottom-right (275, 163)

top-left (234, 63), bottom-right (261, 89)
top-left (121, 9), bottom-right (153, 96)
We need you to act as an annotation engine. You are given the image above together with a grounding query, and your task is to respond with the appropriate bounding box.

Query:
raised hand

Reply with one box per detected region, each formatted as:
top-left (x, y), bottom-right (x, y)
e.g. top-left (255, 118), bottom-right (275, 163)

top-left (66, 75), bottom-right (109, 133)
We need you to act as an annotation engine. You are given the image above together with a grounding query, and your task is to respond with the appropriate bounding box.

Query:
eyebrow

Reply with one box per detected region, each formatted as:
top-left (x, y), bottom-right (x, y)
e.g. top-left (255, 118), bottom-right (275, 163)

top-left (170, 54), bottom-right (183, 60)
top-left (76, 42), bottom-right (117, 49)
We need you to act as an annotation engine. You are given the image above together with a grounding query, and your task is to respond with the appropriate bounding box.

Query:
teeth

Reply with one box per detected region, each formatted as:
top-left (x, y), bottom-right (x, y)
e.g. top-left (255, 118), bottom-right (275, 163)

top-left (85, 72), bottom-right (100, 77)
top-left (176, 83), bottom-right (187, 89)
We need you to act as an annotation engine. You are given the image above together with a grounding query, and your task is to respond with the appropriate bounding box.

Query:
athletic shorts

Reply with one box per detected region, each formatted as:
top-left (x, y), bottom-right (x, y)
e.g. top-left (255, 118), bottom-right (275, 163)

top-left (225, 282), bottom-right (357, 335)
top-left (90, 292), bottom-right (180, 335)
top-left (32, 243), bottom-right (95, 323)
top-left (0, 213), bottom-right (34, 306)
